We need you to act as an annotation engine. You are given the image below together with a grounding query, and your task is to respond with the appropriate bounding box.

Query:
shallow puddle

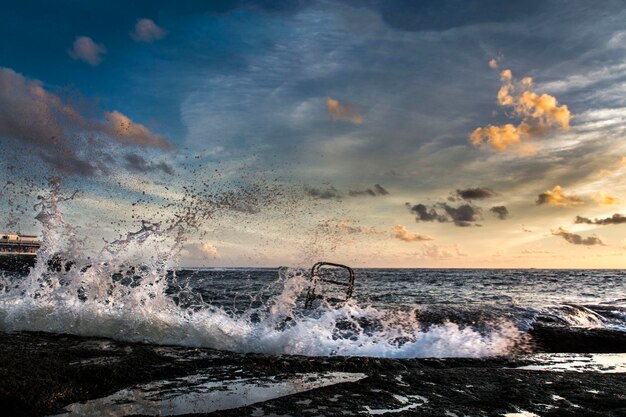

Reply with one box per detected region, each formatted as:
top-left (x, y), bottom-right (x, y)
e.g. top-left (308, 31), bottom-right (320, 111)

top-left (516, 353), bottom-right (626, 373)
top-left (51, 371), bottom-right (366, 416)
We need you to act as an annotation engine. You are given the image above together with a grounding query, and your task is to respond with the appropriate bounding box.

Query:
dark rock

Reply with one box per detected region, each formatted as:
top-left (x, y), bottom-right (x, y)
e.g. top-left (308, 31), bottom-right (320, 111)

top-left (530, 325), bottom-right (626, 353)
top-left (0, 331), bottom-right (624, 416)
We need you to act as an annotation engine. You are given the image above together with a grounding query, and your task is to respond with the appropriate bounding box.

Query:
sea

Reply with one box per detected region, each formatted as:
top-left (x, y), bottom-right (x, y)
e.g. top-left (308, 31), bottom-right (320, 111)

top-left (1, 264), bottom-right (625, 358)
top-left (1, 175), bottom-right (624, 360)
top-left (1, 182), bottom-right (625, 415)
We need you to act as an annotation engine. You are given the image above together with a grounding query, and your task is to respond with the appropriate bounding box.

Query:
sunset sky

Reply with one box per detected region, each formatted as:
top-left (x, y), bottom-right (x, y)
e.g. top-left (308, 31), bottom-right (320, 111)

top-left (2, 1), bottom-right (626, 268)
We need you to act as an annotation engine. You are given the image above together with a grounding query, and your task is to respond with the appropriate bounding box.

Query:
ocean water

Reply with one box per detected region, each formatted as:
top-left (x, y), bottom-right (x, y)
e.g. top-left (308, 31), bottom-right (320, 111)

top-left (0, 179), bottom-right (624, 359)
top-left (1, 263), bottom-right (624, 358)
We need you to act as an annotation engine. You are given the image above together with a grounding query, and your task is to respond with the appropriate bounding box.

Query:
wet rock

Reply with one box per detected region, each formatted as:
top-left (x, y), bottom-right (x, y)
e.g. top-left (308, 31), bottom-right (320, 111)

top-left (530, 325), bottom-right (626, 353)
top-left (0, 331), bottom-right (624, 416)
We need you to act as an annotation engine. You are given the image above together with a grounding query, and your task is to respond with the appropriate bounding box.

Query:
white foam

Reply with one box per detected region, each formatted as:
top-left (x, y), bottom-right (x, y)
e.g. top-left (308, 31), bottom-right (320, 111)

top-left (502, 411), bottom-right (540, 417)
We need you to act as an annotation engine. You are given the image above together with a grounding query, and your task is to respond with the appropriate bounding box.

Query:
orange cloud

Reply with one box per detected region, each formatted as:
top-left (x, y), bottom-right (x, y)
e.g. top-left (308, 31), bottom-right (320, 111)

top-left (470, 122), bottom-right (530, 152)
top-left (336, 219), bottom-right (364, 234)
top-left (517, 91), bottom-right (570, 129)
top-left (594, 192), bottom-right (620, 206)
top-left (326, 97), bottom-right (363, 124)
top-left (536, 185), bottom-right (584, 206)
top-left (105, 111), bottom-right (172, 149)
top-left (391, 225), bottom-right (433, 242)
top-left (470, 66), bottom-right (570, 154)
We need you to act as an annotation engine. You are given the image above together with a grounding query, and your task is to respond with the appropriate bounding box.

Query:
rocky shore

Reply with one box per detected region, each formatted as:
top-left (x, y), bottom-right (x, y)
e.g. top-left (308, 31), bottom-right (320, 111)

top-left (0, 329), bottom-right (625, 416)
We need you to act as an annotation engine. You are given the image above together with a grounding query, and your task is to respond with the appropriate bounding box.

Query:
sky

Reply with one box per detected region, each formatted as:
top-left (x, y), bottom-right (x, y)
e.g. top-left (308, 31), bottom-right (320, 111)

top-left (2, 0), bottom-right (626, 268)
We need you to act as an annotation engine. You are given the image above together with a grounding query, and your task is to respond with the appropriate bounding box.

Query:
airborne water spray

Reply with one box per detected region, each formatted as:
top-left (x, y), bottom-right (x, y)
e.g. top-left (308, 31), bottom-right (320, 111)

top-left (0, 176), bottom-right (533, 358)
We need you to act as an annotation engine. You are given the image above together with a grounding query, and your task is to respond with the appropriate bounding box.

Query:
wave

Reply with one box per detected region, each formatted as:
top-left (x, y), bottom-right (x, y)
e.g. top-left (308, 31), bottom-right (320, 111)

top-left (0, 179), bottom-right (624, 358)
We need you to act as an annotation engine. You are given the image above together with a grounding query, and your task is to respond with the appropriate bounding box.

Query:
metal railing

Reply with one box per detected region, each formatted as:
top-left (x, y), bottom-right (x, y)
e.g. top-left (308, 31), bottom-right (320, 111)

top-left (304, 262), bottom-right (355, 308)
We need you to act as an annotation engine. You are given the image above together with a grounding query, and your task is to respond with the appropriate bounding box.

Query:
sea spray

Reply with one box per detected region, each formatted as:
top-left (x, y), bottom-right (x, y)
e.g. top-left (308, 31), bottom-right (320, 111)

top-left (5, 177), bottom-right (617, 358)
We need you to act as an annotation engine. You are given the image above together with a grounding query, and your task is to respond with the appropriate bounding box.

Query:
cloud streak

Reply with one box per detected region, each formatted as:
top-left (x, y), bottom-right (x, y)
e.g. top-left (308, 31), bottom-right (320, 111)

top-left (551, 227), bottom-right (604, 246)
top-left (306, 184), bottom-right (389, 199)
top-left (574, 214), bottom-right (626, 225)
top-left (348, 184), bottom-right (389, 197)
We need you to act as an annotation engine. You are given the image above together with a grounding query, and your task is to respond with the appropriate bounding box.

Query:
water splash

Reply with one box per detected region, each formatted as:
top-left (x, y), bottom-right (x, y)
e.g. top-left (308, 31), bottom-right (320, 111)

top-left (0, 177), bottom-right (533, 358)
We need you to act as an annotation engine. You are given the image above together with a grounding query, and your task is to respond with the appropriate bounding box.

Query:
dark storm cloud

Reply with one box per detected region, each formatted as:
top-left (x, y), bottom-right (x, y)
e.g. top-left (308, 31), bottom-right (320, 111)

top-left (440, 203), bottom-right (481, 227)
top-left (574, 214), bottom-right (626, 225)
top-left (305, 186), bottom-right (342, 200)
top-left (348, 184), bottom-right (389, 197)
top-left (306, 184), bottom-right (389, 199)
top-left (406, 203), bottom-right (447, 223)
top-left (490, 206), bottom-right (509, 220)
top-left (551, 227), bottom-right (604, 246)
top-left (124, 154), bottom-right (174, 175)
top-left (456, 187), bottom-right (496, 200)
top-left (406, 202), bottom-right (481, 227)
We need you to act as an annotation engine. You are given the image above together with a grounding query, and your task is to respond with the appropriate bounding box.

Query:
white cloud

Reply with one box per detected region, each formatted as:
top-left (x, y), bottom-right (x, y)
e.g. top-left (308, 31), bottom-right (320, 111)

top-left (181, 242), bottom-right (220, 260)
top-left (608, 30), bottom-right (626, 49)
top-left (538, 63), bottom-right (626, 94)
